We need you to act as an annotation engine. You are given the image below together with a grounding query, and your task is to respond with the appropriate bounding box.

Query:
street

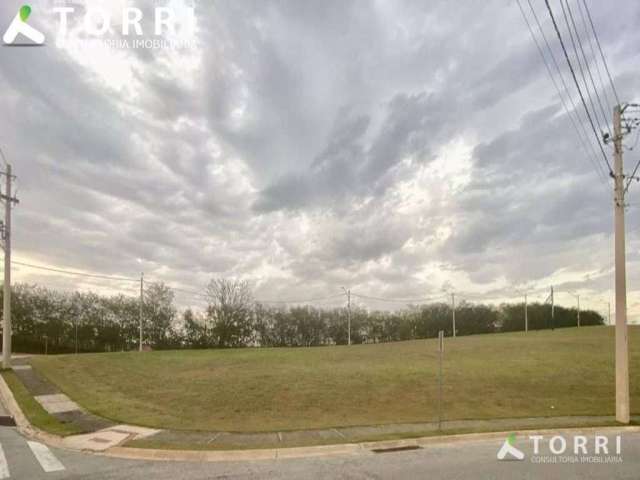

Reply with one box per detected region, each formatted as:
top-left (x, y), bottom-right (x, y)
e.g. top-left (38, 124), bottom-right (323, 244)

top-left (0, 425), bottom-right (636, 479)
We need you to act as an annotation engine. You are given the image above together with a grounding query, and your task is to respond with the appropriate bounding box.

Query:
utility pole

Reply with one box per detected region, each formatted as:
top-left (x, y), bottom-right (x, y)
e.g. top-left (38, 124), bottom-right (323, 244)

top-left (608, 302), bottom-right (611, 326)
top-left (1, 164), bottom-right (18, 370)
top-left (567, 291), bottom-right (580, 327)
top-left (613, 104), bottom-right (630, 424)
top-left (524, 293), bottom-right (528, 333)
top-left (451, 293), bottom-right (456, 338)
top-left (342, 287), bottom-right (351, 346)
top-left (550, 286), bottom-right (555, 331)
top-left (139, 272), bottom-right (144, 352)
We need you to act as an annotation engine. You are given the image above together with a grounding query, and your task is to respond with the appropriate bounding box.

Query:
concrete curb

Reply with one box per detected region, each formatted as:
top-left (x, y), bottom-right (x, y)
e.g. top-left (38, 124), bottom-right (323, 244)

top-left (98, 425), bottom-right (640, 463)
top-left (1, 372), bottom-right (639, 462)
top-left (0, 371), bottom-right (67, 450)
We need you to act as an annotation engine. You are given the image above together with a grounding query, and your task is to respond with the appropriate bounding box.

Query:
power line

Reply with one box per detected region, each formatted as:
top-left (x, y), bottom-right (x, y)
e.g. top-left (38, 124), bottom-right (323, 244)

top-left (350, 292), bottom-right (447, 304)
top-left (629, 124), bottom-right (640, 151)
top-left (564, 0), bottom-right (612, 139)
top-left (168, 286), bottom-right (209, 300)
top-left (10, 263), bottom-right (343, 306)
top-left (581, 0), bottom-right (622, 107)
top-left (517, 0), bottom-right (608, 183)
top-left (255, 293), bottom-right (344, 304)
top-left (575, 0), bottom-right (615, 119)
top-left (544, 0), bottom-right (613, 176)
top-left (624, 157), bottom-right (640, 194)
top-left (12, 261), bottom-right (210, 300)
top-left (559, 0), bottom-right (608, 146)
top-left (166, 287), bottom-right (344, 305)
top-left (12, 260), bottom-right (138, 282)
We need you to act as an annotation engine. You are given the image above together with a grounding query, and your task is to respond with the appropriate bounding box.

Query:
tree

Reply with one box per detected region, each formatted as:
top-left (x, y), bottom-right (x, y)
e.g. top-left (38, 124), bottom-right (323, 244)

top-left (205, 279), bottom-right (254, 348)
top-left (144, 282), bottom-right (177, 348)
top-left (182, 308), bottom-right (206, 348)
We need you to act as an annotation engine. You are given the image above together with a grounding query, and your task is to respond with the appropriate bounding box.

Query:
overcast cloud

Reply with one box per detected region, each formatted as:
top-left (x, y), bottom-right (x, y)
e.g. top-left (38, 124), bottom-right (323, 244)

top-left (1, 0), bottom-right (640, 318)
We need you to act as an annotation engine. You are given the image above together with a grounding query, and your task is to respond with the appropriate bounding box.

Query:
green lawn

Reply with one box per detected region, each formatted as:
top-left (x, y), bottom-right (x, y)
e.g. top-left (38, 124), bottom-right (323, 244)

top-left (29, 326), bottom-right (639, 432)
top-left (1, 370), bottom-right (84, 437)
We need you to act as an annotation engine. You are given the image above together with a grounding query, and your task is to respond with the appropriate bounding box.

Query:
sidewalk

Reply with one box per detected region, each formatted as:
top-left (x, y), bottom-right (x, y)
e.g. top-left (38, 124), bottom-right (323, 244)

top-left (127, 415), bottom-right (632, 450)
top-left (10, 357), bottom-right (113, 433)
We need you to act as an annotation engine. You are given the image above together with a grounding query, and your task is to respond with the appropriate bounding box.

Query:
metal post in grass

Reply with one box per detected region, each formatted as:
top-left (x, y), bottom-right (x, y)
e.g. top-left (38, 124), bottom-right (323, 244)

top-left (524, 293), bottom-right (528, 333)
top-left (451, 293), bottom-right (456, 338)
top-left (341, 286), bottom-right (351, 345)
top-left (139, 272), bottom-right (144, 352)
top-left (552, 286), bottom-right (555, 330)
top-left (438, 330), bottom-right (444, 431)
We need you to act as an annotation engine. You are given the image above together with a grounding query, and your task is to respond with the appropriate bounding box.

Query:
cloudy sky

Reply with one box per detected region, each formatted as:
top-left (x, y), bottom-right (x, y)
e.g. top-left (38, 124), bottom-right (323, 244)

top-left (1, 0), bottom-right (639, 318)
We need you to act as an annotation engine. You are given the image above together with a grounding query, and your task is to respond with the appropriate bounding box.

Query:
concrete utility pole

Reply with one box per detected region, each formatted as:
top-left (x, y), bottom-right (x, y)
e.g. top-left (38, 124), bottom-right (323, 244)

top-left (613, 104), bottom-right (630, 424)
top-left (1, 164), bottom-right (18, 370)
top-left (139, 272), bottom-right (144, 352)
top-left (567, 291), bottom-right (580, 327)
top-left (342, 287), bottom-right (351, 346)
top-left (524, 293), bottom-right (528, 333)
top-left (451, 293), bottom-right (456, 338)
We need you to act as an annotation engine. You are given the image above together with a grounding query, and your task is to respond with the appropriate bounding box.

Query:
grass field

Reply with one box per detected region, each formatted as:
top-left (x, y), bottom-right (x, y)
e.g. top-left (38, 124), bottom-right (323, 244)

top-left (29, 326), bottom-right (639, 433)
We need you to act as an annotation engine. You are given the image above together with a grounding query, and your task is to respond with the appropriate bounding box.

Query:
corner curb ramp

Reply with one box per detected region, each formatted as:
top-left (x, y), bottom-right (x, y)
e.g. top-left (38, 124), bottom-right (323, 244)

top-left (1, 373), bottom-right (639, 463)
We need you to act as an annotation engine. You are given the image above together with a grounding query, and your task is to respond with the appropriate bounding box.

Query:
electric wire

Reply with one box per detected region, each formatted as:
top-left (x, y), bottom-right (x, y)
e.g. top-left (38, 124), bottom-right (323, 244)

top-left (624, 157), bottom-right (640, 194)
top-left (520, 0), bottom-right (607, 182)
top-left (255, 293), bottom-right (345, 304)
top-left (12, 260), bottom-right (138, 282)
top-left (575, 0), bottom-right (615, 119)
top-left (559, 0), bottom-right (608, 149)
top-left (564, 0), bottom-right (612, 139)
top-left (544, 0), bottom-right (613, 175)
top-left (581, 0), bottom-right (622, 108)
top-left (350, 292), bottom-right (448, 304)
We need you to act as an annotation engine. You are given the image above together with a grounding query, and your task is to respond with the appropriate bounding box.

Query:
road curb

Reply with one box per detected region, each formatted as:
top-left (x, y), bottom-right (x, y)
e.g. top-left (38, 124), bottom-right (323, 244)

top-left (0, 371), bottom-right (66, 450)
top-left (1, 372), bottom-right (639, 462)
top-left (98, 425), bottom-right (640, 463)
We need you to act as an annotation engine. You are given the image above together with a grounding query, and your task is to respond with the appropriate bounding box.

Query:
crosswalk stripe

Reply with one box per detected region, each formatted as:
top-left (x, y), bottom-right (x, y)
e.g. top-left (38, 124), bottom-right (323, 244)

top-left (0, 444), bottom-right (9, 479)
top-left (27, 441), bottom-right (65, 473)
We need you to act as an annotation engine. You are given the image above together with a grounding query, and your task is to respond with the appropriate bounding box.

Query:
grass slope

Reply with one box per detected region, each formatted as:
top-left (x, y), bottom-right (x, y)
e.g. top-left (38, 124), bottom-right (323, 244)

top-left (30, 326), bottom-right (639, 432)
top-left (1, 370), bottom-right (84, 436)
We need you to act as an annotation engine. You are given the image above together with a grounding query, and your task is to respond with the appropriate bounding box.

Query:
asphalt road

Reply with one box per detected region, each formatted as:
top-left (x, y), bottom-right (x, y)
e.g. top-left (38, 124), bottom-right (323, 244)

top-left (0, 425), bottom-right (637, 479)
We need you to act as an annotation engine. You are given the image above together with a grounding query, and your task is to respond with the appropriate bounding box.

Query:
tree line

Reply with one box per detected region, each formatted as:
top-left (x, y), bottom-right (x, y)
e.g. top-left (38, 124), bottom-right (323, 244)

top-left (0, 279), bottom-right (605, 354)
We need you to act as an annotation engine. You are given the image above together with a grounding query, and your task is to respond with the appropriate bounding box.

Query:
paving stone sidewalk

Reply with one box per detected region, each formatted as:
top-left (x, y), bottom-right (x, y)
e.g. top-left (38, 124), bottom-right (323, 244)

top-left (11, 357), bottom-right (114, 433)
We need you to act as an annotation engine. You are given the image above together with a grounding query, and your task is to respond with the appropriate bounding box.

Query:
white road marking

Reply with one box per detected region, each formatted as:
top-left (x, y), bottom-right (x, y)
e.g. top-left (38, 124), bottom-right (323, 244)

top-left (0, 444), bottom-right (10, 479)
top-left (27, 441), bottom-right (65, 473)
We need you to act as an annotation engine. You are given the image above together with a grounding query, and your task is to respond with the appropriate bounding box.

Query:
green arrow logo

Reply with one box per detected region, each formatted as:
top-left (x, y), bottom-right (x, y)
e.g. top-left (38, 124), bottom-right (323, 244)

top-left (3, 4), bottom-right (44, 45)
top-left (20, 5), bottom-right (31, 22)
